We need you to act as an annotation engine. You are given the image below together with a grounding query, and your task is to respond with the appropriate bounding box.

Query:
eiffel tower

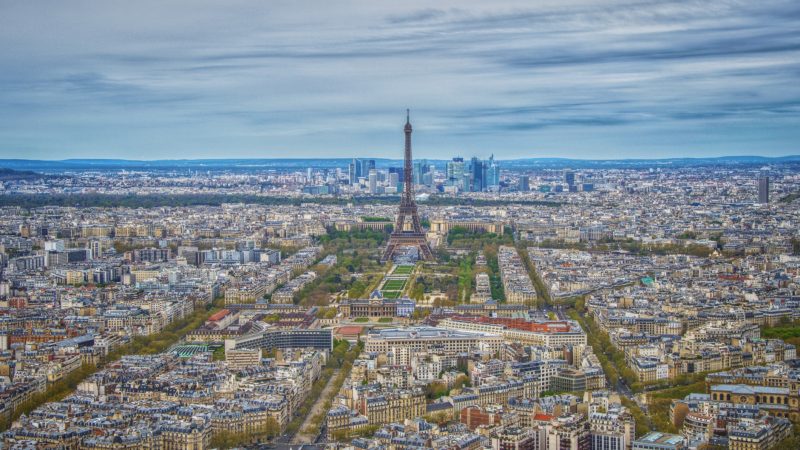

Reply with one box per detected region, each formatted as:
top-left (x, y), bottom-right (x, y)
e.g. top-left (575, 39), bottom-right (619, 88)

top-left (381, 110), bottom-right (434, 262)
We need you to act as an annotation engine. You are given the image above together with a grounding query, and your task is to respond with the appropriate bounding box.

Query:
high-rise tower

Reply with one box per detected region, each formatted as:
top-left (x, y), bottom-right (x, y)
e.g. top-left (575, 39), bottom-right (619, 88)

top-left (758, 174), bottom-right (770, 204)
top-left (381, 110), bottom-right (434, 262)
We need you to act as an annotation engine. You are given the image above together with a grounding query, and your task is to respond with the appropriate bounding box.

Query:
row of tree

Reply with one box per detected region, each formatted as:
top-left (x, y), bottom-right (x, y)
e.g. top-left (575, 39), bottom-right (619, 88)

top-left (567, 309), bottom-right (638, 390)
top-left (0, 193), bottom-right (563, 209)
top-left (529, 238), bottom-right (715, 258)
top-left (304, 341), bottom-right (365, 437)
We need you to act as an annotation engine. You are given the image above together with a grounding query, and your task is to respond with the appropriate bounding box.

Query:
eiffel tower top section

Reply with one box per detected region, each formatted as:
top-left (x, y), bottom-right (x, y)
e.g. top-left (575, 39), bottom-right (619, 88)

top-left (402, 109), bottom-right (415, 206)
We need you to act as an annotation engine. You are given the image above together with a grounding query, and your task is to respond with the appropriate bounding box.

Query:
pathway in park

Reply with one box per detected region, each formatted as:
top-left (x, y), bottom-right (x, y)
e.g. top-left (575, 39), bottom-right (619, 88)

top-left (292, 367), bottom-right (342, 444)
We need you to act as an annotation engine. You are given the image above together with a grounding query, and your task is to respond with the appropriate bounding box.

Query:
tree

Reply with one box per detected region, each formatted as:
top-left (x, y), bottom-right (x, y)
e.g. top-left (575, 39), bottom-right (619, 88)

top-left (316, 307), bottom-right (338, 319)
top-left (429, 411), bottom-right (449, 425)
top-left (672, 402), bottom-right (689, 428)
top-left (453, 374), bottom-right (470, 389)
top-left (412, 308), bottom-right (431, 320)
top-left (426, 381), bottom-right (449, 399)
top-left (212, 346), bottom-right (225, 361)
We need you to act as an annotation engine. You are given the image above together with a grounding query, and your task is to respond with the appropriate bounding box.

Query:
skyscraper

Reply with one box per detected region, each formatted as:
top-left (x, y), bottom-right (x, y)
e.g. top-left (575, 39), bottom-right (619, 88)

top-left (348, 159), bottom-right (358, 184)
top-left (470, 157), bottom-right (484, 192)
top-left (564, 170), bottom-right (576, 187)
top-left (758, 175), bottom-right (770, 204)
top-left (368, 169), bottom-right (378, 194)
top-left (519, 175), bottom-right (530, 192)
top-left (389, 167), bottom-right (403, 191)
top-left (447, 157), bottom-right (466, 191)
top-left (413, 159), bottom-right (429, 185)
top-left (486, 154), bottom-right (500, 189)
top-left (462, 173), bottom-right (471, 192)
top-left (422, 170), bottom-right (433, 187)
top-left (361, 159), bottom-right (375, 179)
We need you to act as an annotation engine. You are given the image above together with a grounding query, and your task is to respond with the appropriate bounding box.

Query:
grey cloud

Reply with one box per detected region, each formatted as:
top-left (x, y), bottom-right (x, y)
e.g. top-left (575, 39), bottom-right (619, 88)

top-left (386, 8), bottom-right (448, 24)
top-left (0, 0), bottom-right (798, 159)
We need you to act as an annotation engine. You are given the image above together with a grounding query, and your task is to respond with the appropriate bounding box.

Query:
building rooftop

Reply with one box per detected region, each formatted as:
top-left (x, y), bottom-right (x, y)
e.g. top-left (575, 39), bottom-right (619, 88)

top-left (368, 326), bottom-right (496, 340)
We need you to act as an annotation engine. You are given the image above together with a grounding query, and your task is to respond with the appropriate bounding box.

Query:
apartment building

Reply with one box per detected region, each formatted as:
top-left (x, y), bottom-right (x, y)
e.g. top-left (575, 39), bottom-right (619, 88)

top-left (364, 327), bottom-right (503, 360)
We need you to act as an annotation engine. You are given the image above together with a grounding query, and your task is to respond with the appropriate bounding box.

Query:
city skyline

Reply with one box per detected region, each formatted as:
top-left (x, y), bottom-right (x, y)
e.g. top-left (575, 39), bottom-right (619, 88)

top-left (2, 2), bottom-right (800, 446)
top-left (1, 0), bottom-right (799, 160)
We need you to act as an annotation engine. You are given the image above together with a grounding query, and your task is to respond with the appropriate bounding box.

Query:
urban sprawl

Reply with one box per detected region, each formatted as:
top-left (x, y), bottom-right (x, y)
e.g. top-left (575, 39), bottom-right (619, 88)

top-left (0, 148), bottom-right (798, 450)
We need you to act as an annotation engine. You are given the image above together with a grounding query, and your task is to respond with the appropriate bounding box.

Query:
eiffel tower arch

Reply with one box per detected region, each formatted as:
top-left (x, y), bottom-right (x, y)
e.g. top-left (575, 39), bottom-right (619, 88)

top-left (381, 110), bottom-right (434, 263)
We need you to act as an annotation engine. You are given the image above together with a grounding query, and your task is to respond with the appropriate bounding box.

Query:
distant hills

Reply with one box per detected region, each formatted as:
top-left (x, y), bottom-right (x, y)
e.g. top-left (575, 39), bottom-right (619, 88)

top-left (0, 167), bottom-right (48, 181)
top-left (501, 155), bottom-right (800, 169)
top-left (1, 155), bottom-right (799, 172)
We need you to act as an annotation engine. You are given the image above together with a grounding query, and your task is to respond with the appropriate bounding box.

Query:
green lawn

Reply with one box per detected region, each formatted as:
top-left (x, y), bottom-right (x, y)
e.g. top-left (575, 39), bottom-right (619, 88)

top-left (353, 317), bottom-right (369, 322)
top-left (381, 291), bottom-right (402, 299)
top-left (378, 317), bottom-right (393, 323)
top-left (383, 279), bottom-right (406, 291)
top-left (392, 265), bottom-right (414, 275)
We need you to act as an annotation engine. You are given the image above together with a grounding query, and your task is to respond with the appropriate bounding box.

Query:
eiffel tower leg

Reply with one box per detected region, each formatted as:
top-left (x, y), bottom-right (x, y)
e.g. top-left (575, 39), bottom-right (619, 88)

top-left (381, 242), bottom-right (397, 263)
top-left (419, 243), bottom-right (434, 260)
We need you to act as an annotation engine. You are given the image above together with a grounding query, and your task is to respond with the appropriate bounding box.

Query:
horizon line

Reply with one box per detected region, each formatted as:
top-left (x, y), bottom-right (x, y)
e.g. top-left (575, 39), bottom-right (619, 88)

top-left (1, 154), bottom-right (800, 163)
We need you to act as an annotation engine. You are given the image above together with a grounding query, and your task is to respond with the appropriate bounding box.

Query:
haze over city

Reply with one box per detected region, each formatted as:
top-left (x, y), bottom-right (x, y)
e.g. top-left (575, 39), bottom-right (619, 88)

top-left (1, 0), bottom-right (799, 160)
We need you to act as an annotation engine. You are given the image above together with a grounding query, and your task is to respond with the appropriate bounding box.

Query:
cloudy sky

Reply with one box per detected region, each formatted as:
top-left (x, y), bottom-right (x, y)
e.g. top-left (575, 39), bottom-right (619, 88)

top-left (1, 0), bottom-right (799, 160)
